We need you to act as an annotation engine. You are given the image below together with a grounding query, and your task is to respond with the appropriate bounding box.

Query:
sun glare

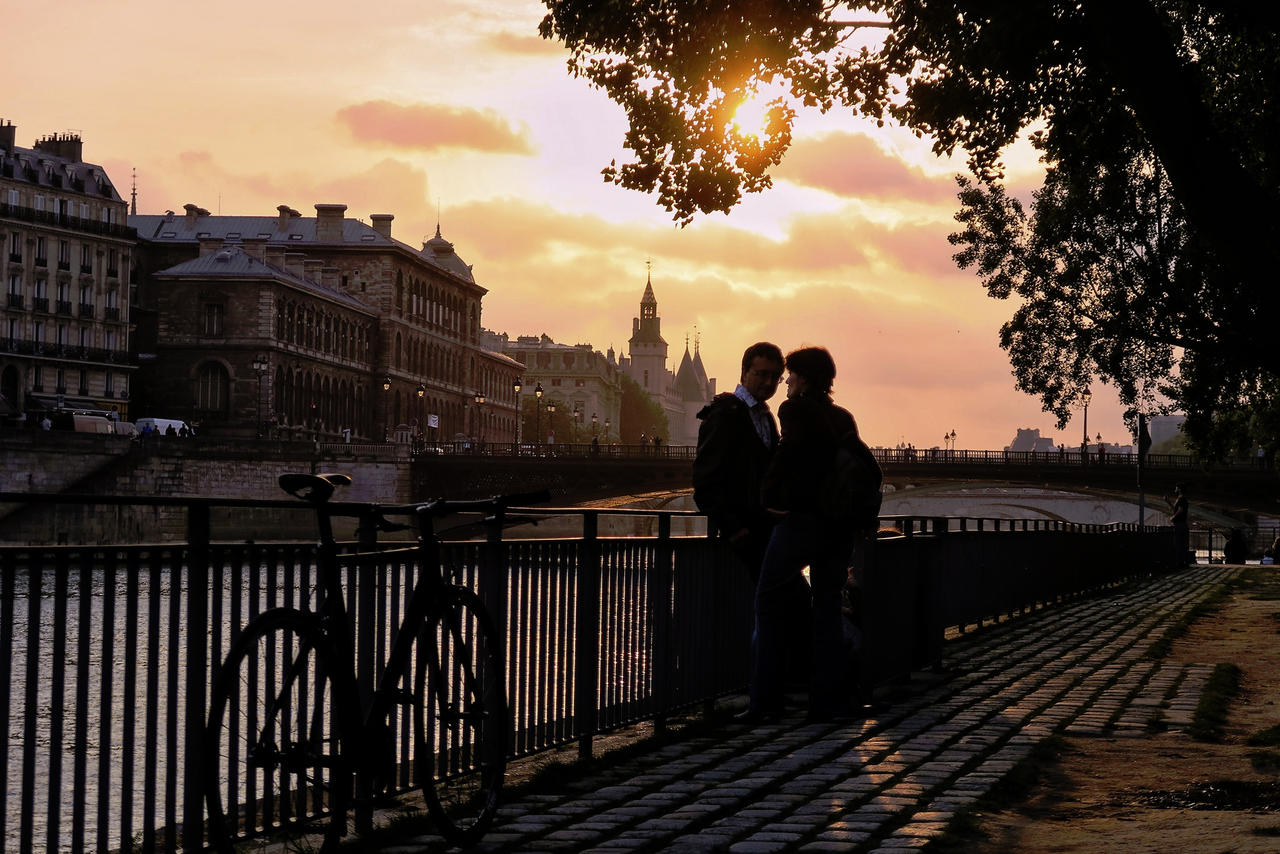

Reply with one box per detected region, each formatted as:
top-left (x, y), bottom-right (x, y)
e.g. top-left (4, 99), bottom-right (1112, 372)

top-left (730, 95), bottom-right (773, 141)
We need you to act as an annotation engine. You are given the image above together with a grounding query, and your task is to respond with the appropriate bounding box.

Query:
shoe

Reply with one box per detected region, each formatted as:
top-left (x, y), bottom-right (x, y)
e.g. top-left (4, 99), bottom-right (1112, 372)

top-left (734, 708), bottom-right (782, 725)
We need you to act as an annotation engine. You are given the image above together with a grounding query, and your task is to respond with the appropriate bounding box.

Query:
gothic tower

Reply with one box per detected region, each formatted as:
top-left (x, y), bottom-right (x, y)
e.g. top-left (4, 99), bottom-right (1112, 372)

top-left (627, 266), bottom-right (668, 395)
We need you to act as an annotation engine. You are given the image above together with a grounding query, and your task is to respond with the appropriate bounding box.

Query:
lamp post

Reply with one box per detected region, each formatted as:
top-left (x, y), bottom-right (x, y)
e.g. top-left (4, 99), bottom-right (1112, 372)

top-left (546, 401), bottom-right (556, 445)
top-left (534, 382), bottom-right (544, 446)
top-left (416, 384), bottom-right (425, 449)
top-left (474, 390), bottom-right (485, 445)
top-left (1080, 387), bottom-right (1092, 464)
top-left (251, 355), bottom-right (268, 438)
top-left (604, 417), bottom-right (610, 443)
top-left (592, 411), bottom-right (598, 438)
top-left (381, 375), bottom-right (392, 441)
top-left (513, 377), bottom-right (522, 444)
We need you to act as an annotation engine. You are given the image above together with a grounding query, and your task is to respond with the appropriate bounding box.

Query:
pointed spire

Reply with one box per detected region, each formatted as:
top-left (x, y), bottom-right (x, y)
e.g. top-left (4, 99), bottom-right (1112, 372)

top-left (130, 167), bottom-right (137, 216)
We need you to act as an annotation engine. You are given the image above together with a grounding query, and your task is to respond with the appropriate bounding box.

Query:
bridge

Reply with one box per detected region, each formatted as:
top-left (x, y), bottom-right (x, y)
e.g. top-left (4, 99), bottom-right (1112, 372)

top-left (412, 442), bottom-right (1280, 517)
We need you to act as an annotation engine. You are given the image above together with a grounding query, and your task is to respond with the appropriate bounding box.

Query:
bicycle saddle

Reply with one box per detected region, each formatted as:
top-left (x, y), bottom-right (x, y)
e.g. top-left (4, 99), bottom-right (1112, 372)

top-left (279, 472), bottom-right (352, 503)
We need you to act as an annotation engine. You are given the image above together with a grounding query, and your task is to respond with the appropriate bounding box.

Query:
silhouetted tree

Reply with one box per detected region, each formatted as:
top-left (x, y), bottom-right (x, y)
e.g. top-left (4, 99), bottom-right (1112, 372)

top-left (618, 373), bottom-right (668, 444)
top-left (541, 1), bottom-right (1280, 457)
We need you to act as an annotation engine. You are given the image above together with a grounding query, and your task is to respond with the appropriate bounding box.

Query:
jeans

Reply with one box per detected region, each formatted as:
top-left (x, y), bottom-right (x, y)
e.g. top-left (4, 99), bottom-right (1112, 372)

top-left (751, 513), bottom-right (856, 715)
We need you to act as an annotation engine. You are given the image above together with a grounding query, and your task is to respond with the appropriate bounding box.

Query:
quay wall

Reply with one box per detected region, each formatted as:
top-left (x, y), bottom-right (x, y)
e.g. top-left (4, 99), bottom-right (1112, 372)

top-left (0, 433), bottom-right (411, 544)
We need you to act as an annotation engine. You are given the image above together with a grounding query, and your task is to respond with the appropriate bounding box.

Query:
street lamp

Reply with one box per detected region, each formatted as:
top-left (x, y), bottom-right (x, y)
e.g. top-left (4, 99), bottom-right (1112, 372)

top-left (604, 417), bottom-right (610, 443)
top-left (1081, 388), bottom-right (1092, 444)
top-left (513, 377), bottom-right (523, 444)
top-left (592, 411), bottom-right (598, 438)
top-left (534, 382), bottom-right (544, 445)
top-left (251, 355), bottom-right (268, 438)
top-left (474, 390), bottom-right (486, 444)
top-left (546, 401), bottom-right (556, 445)
top-left (381, 375), bottom-right (392, 440)
top-left (415, 384), bottom-right (425, 446)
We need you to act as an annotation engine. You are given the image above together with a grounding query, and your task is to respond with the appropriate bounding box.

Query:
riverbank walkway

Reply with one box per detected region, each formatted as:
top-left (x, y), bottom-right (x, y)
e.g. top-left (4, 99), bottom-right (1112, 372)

top-left (379, 563), bottom-right (1233, 853)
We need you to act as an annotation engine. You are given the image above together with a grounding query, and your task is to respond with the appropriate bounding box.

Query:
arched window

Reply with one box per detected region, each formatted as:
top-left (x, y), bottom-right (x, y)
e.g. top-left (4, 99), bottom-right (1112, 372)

top-left (195, 362), bottom-right (229, 414)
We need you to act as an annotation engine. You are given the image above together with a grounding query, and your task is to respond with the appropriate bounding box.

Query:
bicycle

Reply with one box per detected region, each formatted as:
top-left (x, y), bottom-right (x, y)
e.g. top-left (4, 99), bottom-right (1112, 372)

top-left (203, 472), bottom-right (548, 851)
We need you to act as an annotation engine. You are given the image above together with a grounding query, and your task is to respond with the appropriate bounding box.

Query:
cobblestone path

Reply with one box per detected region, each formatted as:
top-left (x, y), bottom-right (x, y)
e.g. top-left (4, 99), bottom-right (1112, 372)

top-left (380, 565), bottom-right (1234, 853)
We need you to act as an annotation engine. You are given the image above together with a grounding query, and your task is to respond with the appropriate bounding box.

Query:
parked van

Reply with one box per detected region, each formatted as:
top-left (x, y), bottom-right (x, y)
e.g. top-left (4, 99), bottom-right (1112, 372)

top-left (135, 417), bottom-right (190, 436)
top-left (50, 412), bottom-right (114, 433)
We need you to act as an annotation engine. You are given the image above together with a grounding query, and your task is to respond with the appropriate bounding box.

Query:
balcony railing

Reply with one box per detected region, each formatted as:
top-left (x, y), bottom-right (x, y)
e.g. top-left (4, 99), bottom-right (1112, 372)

top-left (0, 202), bottom-right (136, 239)
top-left (78, 303), bottom-right (94, 318)
top-left (55, 300), bottom-right (72, 315)
top-left (34, 256), bottom-right (47, 268)
top-left (32, 297), bottom-right (48, 313)
top-left (79, 263), bottom-right (92, 275)
top-left (6, 293), bottom-right (23, 309)
top-left (7, 252), bottom-right (20, 263)
top-left (57, 260), bottom-right (70, 272)
top-left (104, 306), bottom-right (120, 321)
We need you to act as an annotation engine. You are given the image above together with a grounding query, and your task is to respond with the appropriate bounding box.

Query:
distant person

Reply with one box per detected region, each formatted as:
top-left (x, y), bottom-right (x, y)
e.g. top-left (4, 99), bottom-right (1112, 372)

top-left (40, 415), bottom-right (51, 430)
top-left (165, 424), bottom-right (177, 437)
top-left (1223, 528), bottom-right (1248, 564)
top-left (1168, 483), bottom-right (1190, 567)
top-left (756, 346), bottom-right (863, 723)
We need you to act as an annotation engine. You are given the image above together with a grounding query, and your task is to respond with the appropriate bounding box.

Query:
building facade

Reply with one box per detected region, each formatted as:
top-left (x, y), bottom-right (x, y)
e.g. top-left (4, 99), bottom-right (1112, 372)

top-left (148, 239), bottom-right (378, 437)
top-left (131, 203), bottom-right (522, 441)
top-left (0, 123), bottom-right (135, 423)
top-left (496, 332), bottom-right (621, 444)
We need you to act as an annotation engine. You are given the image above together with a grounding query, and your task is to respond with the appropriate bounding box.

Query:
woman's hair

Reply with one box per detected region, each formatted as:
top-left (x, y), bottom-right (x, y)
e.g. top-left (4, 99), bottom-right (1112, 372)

top-left (785, 346), bottom-right (836, 395)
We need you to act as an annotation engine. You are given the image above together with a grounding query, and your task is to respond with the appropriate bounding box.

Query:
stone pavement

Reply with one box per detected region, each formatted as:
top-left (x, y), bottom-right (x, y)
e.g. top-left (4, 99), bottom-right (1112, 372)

top-left (382, 564), bottom-right (1235, 853)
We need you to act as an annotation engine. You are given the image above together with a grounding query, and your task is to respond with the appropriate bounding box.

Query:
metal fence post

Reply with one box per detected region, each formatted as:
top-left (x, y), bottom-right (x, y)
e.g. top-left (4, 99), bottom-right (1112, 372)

top-left (576, 512), bottom-right (601, 759)
top-left (650, 514), bottom-right (673, 737)
top-left (182, 503), bottom-right (210, 853)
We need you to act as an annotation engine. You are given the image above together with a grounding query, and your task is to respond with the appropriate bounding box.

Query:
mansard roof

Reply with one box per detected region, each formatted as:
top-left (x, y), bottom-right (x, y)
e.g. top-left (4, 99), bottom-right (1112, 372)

top-left (154, 245), bottom-right (373, 313)
top-left (0, 136), bottom-right (122, 203)
top-left (131, 207), bottom-right (480, 289)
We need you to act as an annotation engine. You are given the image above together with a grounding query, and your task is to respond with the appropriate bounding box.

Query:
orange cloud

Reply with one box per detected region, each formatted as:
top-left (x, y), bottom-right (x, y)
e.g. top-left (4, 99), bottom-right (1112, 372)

top-left (335, 100), bottom-right (535, 155)
top-left (775, 132), bottom-right (959, 204)
top-left (487, 30), bottom-right (564, 56)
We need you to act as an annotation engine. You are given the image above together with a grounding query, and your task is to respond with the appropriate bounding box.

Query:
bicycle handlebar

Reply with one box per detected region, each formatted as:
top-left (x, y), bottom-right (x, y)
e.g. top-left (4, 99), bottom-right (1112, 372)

top-left (278, 472), bottom-right (551, 519)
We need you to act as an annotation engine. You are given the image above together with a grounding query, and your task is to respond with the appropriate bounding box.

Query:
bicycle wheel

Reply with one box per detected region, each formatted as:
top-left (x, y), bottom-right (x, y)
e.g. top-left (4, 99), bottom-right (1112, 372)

top-left (205, 608), bottom-right (355, 853)
top-left (414, 586), bottom-right (507, 845)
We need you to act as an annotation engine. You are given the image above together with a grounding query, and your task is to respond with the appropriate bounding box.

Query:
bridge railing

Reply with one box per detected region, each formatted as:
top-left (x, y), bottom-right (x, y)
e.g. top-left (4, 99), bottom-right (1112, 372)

top-left (0, 492), bottom-right (1174, 853)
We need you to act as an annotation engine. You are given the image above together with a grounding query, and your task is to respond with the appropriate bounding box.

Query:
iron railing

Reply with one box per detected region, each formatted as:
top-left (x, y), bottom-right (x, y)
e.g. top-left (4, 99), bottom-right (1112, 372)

top-left (0, 491), bottom-right (1175, 853)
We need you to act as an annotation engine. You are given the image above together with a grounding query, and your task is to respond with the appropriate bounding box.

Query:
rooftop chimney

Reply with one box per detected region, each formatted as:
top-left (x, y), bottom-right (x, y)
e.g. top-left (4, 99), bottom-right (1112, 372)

top-left (303, 259), bottom-right (324, 282)
top-left (183, 203), bottom-right (208, 228)
top-left (321, 266), bottom-right (339, 289)
top-left (276, 204), bottom-right (300, 231)
top-left (197, 236), bottom-right (225, 256)
top-left (33, 132), bottom-right (83, 163)
top-left (0, 121), bottom-right (14, 156)
top-left (314, 203), bottom-right (347, 242)
top-left (284, 252), bottom-right (306, 277)
top-left (370, 213), bottom-right (393, 239)
top-left (265, 245), bottom-right (287, 269)
top-left (241, 237), bottom-right (268, 262)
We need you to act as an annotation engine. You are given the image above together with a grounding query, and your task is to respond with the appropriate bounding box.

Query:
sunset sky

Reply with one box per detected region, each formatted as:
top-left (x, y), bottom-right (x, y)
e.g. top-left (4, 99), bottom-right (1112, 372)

top-left (5, 0), bottom-right (1138, 450)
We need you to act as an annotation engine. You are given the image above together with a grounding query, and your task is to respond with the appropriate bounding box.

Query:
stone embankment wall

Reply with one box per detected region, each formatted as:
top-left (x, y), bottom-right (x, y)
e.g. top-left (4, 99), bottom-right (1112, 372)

top-left (0, 433), bottom-right (411, 544)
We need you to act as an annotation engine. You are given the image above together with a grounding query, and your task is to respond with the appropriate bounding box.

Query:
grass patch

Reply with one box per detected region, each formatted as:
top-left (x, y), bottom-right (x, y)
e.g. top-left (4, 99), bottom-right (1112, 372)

top-left (1145, 583), bottom-right (1232, 659)
top-left (1188, 663), bottom-right (1243, 742)
top-left (926, 736), bottom-right (1069, 851)
top-left (1248, 724), bottom-right (1280, 748)
top-left (1247, 750), bottom-right (1280, 773)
